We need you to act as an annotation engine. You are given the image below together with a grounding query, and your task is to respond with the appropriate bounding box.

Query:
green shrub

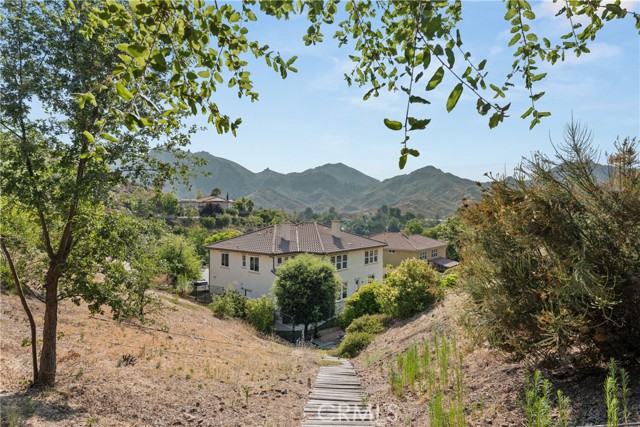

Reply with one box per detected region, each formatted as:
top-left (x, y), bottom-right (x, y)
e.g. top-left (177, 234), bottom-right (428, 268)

top-left (246, 296), bottom-right (275, 334)
top-left (210, 290), bottom-right (247, 319)
top-left (376, 258), bottom-right (441, 319)
top-left (461, 124), bottom-right (640, 361)
top-left (345, 314), bottom-right (391, 335)
top-left (338, 281), bottom-right (382, 329)
top-left (333, 332), bottom-right (375, 358)
top-left (441, 272), bottom-right (458, 288)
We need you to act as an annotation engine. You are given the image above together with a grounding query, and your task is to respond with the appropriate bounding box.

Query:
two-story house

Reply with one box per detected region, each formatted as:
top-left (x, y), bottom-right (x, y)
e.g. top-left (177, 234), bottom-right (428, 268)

top-left (370, 232), bottom-right (459, 273)
top-left (206, 220), bottom-right (385, 300)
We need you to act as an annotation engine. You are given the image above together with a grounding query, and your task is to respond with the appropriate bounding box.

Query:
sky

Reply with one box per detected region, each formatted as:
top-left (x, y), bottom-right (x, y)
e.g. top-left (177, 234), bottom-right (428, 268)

top-left (185, 1), bottom-right (640, 182)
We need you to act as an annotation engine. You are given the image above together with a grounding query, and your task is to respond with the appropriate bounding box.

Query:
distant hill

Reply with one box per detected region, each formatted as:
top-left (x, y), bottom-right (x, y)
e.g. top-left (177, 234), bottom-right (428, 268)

top-left (157, 150), bottom-right (482, 217)
top-left (345, 166), bottom-right (482, 218)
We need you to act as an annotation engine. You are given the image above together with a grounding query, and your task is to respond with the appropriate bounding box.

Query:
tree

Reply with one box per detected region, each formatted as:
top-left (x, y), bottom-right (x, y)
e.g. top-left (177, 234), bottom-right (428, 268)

top-left (1, 0), bottom-right (635, 388)
top-left (157, 234), bottom-right (201, 287)
top-left (403, 218), bottom-right (425, 235)
top-left (272, 254), bottom-right (340, 338)
top-left (423, 214), bottom-right (464, 261)
top-left (210, 187), bottom-right (221, 197)
top-left (460, 123), bottom-right (640, 362)
top-left (376, 258), bottom-right (441, 319)
top-left (0, 0), bottom-right (297, 387)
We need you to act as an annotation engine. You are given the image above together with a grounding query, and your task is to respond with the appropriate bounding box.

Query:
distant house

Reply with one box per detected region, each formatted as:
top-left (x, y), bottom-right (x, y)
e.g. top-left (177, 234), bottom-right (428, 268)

top-left (205, 220), bottom-right (385, 300)
top-left (178, 195), bottom-right (233, 216)
top-left (370, 232), bottom-right (459, 273)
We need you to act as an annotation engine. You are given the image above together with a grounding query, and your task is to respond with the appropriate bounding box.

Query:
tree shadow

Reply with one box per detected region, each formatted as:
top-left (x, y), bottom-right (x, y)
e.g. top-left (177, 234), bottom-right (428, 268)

top-left (1, 389), bottom-right (87, 424)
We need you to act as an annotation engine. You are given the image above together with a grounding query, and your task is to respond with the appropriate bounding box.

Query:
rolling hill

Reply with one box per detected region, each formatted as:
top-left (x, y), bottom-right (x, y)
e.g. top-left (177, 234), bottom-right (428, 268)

top-left (158, 150), bottom-right (482, 217)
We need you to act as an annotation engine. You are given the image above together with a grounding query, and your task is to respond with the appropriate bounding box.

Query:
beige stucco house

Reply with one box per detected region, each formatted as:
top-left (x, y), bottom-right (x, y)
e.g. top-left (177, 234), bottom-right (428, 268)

top-left (206, 220), bottom-right (385, 301)
top-left (370, 232), bottom-right (459, 273)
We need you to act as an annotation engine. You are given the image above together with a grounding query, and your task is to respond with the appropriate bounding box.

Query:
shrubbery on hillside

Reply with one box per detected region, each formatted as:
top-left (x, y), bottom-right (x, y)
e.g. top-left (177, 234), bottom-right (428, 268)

top-left (338, 281), bottom-right (383, 329)
top-left (460, 123), bottom-right (640, 362)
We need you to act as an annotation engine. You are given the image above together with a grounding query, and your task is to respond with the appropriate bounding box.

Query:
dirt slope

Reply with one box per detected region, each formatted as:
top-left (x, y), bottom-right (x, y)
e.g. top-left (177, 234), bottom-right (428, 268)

top-left (1, 291), bottom-right (319, 426)
top-left (353, 294), bottom-right (640, 427)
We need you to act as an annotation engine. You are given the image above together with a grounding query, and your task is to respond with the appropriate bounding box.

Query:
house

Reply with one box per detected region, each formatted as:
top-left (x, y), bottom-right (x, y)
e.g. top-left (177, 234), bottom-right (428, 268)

top-left (178, 195), bottom-right (233, 216)
top-left (370, 232), bottom-right (459, 273)
top-left (205, 220), bottom-right (385, 300)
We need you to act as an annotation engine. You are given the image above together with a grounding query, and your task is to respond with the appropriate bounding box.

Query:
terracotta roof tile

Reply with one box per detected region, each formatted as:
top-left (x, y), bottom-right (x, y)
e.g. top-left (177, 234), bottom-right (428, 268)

top-left (370, 232), bottom-right (446, 251)
top-left (206, 222), bottom-right (385, 255)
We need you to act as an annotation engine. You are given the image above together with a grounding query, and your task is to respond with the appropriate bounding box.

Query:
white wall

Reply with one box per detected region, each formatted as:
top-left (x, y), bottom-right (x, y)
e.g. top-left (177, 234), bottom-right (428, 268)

top-left (208, 248), bottom-right (384, 300)
top-left (209, 250), bottom-right (276, 297)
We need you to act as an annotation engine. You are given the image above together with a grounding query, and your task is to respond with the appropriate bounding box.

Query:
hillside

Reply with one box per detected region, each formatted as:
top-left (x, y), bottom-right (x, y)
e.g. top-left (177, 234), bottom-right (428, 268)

top-left (345, 166), bottom-right (483, 218)
top-left (0, 291), bottom-right (319, 426)
top-left (156, 150), bottom-right (482, 216)
top-left (352, 294), bottom-right (640, 426)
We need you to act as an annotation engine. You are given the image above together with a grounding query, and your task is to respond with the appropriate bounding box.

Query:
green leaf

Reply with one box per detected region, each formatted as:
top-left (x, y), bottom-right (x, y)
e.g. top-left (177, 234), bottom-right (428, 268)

top-left (408, 117), bottom-right (431, 131)
top-left (426, 67), bottom-right (444, 91)
top-left (115, 82), bottom-right (133, 101)
top-left (82, 131), bottom-right (95, 144)
top-left (446, 83), bottom-right (463, 113)
top-left (151, 52), bottom-right (167, 72)
top-left (504, 8), bottom-right (518, 20)
top-left (127, 44), bottom-right (148, 58)
top-left (489, 112), bottom-right (502, 129)
top-left (229, 12), bottom-right (241, 22)
top-left (445, 48), bottom-right (455, 68)
top-left (509, 33), bottom-right (521, 47)
top-left (100, 133), bottom-right (119, 143)
top-left (521, 106), bottom-right (534, 119)
top-left (399, 154), bottom-right (407, 170)
top-left (478, 59), bottom-right (487, 71)
top-left (409, 95), bottom-right (430, 104)
top-left (383, 119), bottom-right (402, 131)
top-left (198, 70), bottom-right (210, 78)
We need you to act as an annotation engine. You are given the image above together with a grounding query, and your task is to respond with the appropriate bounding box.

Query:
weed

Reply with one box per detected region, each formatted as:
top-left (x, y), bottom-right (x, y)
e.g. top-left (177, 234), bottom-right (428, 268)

top-left (242, 386), bottom-right (251, 405)
top-left (116, 354), bottom-right (137, 367)
top-left (605, 359), bottom-right (619, 427)
top-left (522, 370), bottom-right (571, 427)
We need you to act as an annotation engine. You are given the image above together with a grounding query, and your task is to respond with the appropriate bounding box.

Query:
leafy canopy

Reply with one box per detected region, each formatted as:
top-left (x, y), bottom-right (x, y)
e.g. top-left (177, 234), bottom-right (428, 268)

top-left (272, 254), bottom-right (340, 331)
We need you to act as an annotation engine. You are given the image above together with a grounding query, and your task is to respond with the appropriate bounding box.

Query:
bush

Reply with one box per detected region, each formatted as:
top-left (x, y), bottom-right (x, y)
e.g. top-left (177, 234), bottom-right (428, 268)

top-left (333, 332), bottom-right (376, 358)
top-left (345, 314), bottom-right (391, 335)
top-left (246, 296), bottom-right (275, 334)
top-left (210, 290), bottom-right (247, 319)
top-left (441, 272), bottom-right (458, 288)
top-left (338, 281), bottom-right (383, 329)
top-left (376, 258), bottom-right (441, 319)
top-left (460, 123), bottom-right (640, 361)
top-left (175, 275), bottom-right (193, 297)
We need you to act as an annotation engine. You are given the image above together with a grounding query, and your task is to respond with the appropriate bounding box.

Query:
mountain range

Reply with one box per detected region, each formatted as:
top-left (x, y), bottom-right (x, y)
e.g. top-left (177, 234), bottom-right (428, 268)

top-left (159, 151), bottom-right (483, 218)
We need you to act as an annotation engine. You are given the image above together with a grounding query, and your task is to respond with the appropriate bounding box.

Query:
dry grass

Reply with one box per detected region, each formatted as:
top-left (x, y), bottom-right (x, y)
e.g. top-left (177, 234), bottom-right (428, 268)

top-left (1, 290), bottom-right (320, 426)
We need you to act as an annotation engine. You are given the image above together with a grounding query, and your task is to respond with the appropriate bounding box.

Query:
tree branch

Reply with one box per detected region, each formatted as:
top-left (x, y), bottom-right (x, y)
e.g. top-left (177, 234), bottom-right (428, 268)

top-left (0, 236), bottom-right (39, 385)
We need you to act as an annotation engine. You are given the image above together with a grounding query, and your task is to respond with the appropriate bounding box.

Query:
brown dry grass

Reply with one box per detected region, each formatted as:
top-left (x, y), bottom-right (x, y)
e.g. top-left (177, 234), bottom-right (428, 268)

top-left (1, 290), bottom-right (320, 426)
top-left (353, 293), bottom-right (640, 427)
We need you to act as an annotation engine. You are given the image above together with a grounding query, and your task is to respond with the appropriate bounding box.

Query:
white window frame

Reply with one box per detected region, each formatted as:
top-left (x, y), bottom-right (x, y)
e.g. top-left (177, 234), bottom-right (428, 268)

top-left (431, 249), bottom-right (438, 258)
top-left (388, 249), bottom-right (396, 253)
top-left (337, 282), bottom-right (348, 301)
top-left (331, 254), bottom-right (348, 270)
top-left (249, 256), bottom-right (260, 272)
top-left (242, 254), bottom-right (246, 268)
top-left (420, 250), bottom-right (427, 260)
top-left (364, 249), bottom-right (378, 265)
top-left (221, 253), bottom-right (229, 267)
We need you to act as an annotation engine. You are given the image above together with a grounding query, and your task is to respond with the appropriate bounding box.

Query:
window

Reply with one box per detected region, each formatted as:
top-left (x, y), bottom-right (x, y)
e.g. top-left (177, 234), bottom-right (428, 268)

top-left (249, 256), bottom-right (259, 272)
top-left (277, 257), bottom-right (283, 265)
top-left (337, 282), bottom-right (348, 300)
top-left (388, 249), bottom-right (396, 253)
top-left (242, 255), bottom-right (246, 268)
top-left (330, 254), bottom-right (348, 270)
top-left (420, 251), bottom-right (427, 260)
top-left (355, 278), bottom-right (361, 292)
top-left (367, 274), bottom-right (375, 283)
top-left (221, 253), bottom-right (229, 267)
top-left (364, 249), bottom-right (378, 265)
top-left (431, 249), bottom-right (438, 258)
top-left (243, 289), bottom-right (253, 298)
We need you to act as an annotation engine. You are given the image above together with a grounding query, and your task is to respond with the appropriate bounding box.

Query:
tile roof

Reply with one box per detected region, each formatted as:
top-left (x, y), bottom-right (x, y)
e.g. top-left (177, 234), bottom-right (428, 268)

top-left (429, 257), bottom-right (460, 269)
top-left (206, 222), bottom-right (385, 255)
top-left (370, 232), bottom-right (446, 251)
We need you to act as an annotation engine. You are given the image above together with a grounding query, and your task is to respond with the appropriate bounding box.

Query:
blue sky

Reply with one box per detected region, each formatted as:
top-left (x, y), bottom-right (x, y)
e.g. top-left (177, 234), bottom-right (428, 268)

top-left (186, 1), bottom-right (639, 182)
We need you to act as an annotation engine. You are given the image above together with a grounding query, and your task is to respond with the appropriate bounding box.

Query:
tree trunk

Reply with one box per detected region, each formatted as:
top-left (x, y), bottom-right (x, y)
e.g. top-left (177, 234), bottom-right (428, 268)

top-left (0, 238), bottom-right (38, 385)
top-left (36, 266), bottom-right (59, 387)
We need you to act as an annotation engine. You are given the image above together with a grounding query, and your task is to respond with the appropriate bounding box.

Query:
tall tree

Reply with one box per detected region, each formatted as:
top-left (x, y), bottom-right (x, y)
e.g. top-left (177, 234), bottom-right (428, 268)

top-left (0, 0), bottom-right (296, 387)
top-left (272, 254), bottom-right (340, 338)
